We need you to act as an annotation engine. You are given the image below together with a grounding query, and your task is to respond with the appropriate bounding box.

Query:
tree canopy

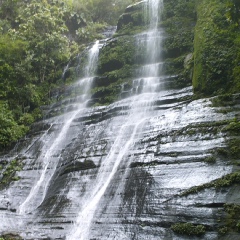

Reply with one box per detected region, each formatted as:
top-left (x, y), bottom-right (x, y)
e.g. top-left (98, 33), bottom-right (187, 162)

top-left (0, 0), bottom-right (134, 149)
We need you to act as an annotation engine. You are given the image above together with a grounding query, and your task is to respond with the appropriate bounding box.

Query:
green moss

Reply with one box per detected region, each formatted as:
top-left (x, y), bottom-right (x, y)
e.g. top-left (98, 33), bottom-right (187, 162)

top-left (115, 23), bottom-right (147, 37)
top-left (91, 78), bottom-right (125, 105)
top-left (0, 234), bottom-right (22, 240)
top-left (223, 121), bottom-right (240, 134)
top-left (228, 138), bottom-right (240, 159)
top-left (217, 204), bottom-right (240, 235)
top-left (204, 155), bottom-right (216, 164)
top-left (181, 172), bottom-right (240, 196)
top-left (160, 0), bottom-right (196, 88)
top-left (214, 134), bottom-right (240, 165)
top-left (98, 36), bottom-right (136, 75)
top-left (193, 0), bottom-right (240, 95)
top-left (0, 158), bottom-right (23, 190)
top-left (116, 1), bottom-right (146, 35)
top-left (237, 222), bottom-right (240, 232)
top-left (211, 93), bottom-right (240, 107)
top-left (171, 222), bottom-right (206, 236)
top-left (218, 226), bottom-right (229, 235)
top-left (94, 35), bottom-right (137, 105)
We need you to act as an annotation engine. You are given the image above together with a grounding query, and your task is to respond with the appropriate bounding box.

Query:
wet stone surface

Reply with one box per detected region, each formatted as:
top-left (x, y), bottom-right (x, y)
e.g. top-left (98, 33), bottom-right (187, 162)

top-left (0, 0), bottom-right (240, 239)
top-left (0, 86), bottom-right (240, 239)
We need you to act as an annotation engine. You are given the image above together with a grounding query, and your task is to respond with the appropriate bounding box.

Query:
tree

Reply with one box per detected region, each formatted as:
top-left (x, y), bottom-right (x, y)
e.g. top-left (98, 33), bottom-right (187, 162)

top-left (226, 0), bottom-right (240, 27)
top-left (72, 0), bottom-right (134, 25)
top-left (9, 0), bottom-right (74, 84)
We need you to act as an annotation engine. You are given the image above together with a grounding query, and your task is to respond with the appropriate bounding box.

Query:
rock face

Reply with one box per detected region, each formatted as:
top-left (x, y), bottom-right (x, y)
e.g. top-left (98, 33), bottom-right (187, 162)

top-left (1, 0), bottom-right (240, 240)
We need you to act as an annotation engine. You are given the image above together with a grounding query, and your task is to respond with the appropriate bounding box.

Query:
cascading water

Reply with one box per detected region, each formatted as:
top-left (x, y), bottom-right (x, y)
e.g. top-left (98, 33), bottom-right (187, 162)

top-left (1, 1), bottom-right (237, 239)
top-left (0, 41), bottom-right (103, 238)
top-left (18, 41), bottom-right (101, 215)
top-left (67, 0), bottom-right (164, 239)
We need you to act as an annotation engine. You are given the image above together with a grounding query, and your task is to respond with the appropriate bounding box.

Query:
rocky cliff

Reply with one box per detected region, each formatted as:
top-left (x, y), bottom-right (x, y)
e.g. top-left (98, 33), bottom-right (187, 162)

top-left (0, 0), bottom-right (240, 239)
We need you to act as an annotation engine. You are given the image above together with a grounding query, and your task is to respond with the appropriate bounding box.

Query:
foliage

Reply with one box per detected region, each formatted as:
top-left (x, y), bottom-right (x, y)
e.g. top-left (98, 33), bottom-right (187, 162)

top-left (193, 0), bottom-right (240, 95)
top-left (218, 226), bottom-right (229, 235)
top-left (0, 1), bottom-right (75, 149)
top-left (181, 171), bottom-right (240, 196)
top-left (72, 0), bottom-right (134, 25)
top-left (161, 0), bottom-right (196, 88)
top-left (216, 203), bottom-right (240, 237)
top-left (0, 0), bottom-right (137, 149)
top-left (226, 0), bottom-right (240, 26)
top-left (171, 222), bottom-right (206, 236)
top-left (0, 101), bottom-right (28, 147)
top-left (0, 234), bottom-right (22, 240)
top-left (9, 0), bottom-right (73, 84)
top-left (204, 155), bottom-right (216, 164)
top-left (75, 22), bottom-right (105, 44)
top-left (223, 120), bottom-right (240, 134)
top-left (0, 158), bottom-right (23, 190)
top-left (98, 37), bottom-right (135, 74)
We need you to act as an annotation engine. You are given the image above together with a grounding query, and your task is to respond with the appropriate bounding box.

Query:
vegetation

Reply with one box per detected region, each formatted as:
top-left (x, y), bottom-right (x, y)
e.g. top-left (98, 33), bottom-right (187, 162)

top-left (0, 234), bottom-right (22, 240)
top-left (161, 0), bottom-right (196, 88)
top-left (0, 158), bottom-right (23, 189)
top-left (193, 0), bottom-right (240, 95)
top-left (218, 226), bottom-right (229, 235)
top-left (1, 0), bottom-right (238, 149)
top-left (93, 36), bottom-right (136, 105)
top-left (221, 204), bottom-right (240, 234)
top-left (0, 0), bottom-right (134, 150)
top-left (181, 172), bottom-right (240, 196)
top-left (171, 222), bottom-right (206, 236)
top-left (116, 1), bottom-right (147, 35)
top-left (226, 0), bottom-right (240, 26)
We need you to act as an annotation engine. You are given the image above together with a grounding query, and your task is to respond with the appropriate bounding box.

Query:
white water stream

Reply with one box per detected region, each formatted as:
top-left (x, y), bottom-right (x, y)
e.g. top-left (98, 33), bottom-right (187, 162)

top-left (18, 40), bottom-right (102, 215)
top-left (67, 0), bottom-right (164, 239)
top-left (0, 1), bottom-right (236, 239)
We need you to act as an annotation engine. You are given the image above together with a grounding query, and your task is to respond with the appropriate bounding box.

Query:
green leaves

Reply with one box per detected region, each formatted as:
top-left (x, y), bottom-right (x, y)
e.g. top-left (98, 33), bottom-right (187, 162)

top-left (0, 0), bottom-right (135, 148)
top-left (8, 0), bottom-right (72, 84)
top-left (0, 101), bottom-right (27, 147)
top-left (171, 222), bottom-right (206, 236)
top-left (193, 0), bottom-right (240, 95)
top-left (0, 1), bottom-right (75, 148)
top-left (76, 22), bottom-right (105, 43)
top-left (226, 0), bottom-right (240, 26)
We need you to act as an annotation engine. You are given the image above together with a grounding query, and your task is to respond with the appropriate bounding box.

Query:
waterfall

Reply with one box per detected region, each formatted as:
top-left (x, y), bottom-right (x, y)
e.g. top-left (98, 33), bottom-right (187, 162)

top-left (67, 0), bottom-right (164, 239)
top-left (1, 1), bottom-right (237, 239)
top-left (18, 40), bottom-right (101, 215)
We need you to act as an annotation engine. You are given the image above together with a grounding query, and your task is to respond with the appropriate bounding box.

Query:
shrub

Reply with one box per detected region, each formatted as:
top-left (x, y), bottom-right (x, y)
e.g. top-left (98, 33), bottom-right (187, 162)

top-left (171, 222), bottom-right (206, 236)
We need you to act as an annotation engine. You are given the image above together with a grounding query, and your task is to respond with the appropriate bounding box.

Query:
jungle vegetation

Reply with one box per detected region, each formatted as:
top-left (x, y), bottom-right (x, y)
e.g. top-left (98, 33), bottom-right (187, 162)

top-left (0, 0), bottom-right (239, 149)
top-left (0, 0), bottom-right (134, 149)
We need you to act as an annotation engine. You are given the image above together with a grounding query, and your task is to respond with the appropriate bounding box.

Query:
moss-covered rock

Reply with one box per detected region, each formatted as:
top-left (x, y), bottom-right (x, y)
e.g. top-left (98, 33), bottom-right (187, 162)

top-left (116, 1), bottom-right (147, 35)
top-left (0, 158), bottom-right (23, 190)
top-left (171, 222), bottom-right (206, 236)
top-left (181, 171), bottom-right (240, 196)
top-left (60, 160), bottom-right (97, 176)
top-left (193, 0), bottom-right (240, 95)
top-left (161, 0), bottom-right (196, 88)
top-left (0, 234), bottom-right (23, 240)
top-left (92, 36), bottom-right (137, 105)
top-left (92, 0), bottom-right (197, 106)
top-left (98, 37), bottom-right (136, 75)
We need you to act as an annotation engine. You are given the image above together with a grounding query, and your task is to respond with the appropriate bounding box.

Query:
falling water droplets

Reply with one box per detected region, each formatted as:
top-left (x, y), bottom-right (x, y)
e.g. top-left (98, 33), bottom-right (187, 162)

top-left (67, 0), bottom-right (164, 239)
top-left (18, 40), bottom-right (102, 215)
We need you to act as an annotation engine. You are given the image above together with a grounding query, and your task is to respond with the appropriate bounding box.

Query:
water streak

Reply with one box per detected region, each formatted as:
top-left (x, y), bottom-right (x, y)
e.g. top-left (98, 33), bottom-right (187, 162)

top-left (68, 0), bottom-right (164, 239)
top-left (18, 40), bottom-right (101, 215)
